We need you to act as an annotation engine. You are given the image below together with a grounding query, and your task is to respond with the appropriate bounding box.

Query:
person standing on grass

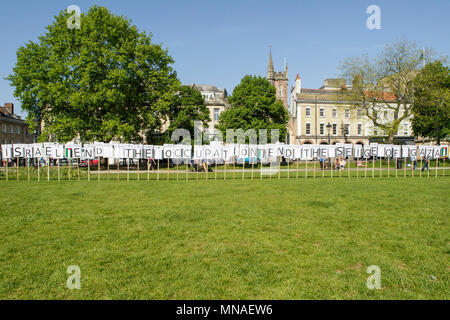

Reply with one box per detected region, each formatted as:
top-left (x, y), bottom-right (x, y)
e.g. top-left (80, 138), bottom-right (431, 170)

top-left (148, 158), bottom-right (156, 172)
top-left (334, 158), bottom-right (340, 170)
top-left (340, 157), bottom-right (346, 171)
top-left (410, 155), bottom-right (417, 170)
top-left (422, 154), bottom-right (430, 171)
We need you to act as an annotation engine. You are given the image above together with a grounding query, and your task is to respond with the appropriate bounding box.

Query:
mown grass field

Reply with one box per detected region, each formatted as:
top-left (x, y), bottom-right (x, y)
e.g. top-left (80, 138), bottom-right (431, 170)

top-left (0, 177), bottom-right (448, 299)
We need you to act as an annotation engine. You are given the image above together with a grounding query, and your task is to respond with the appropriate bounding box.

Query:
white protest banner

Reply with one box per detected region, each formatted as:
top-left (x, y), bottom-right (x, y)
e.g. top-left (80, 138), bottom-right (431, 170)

top-left (433, 146), bottom-right (441, 159)
top-left (33, 143), bottom-right (44, 159)
top-left (362, 145), bottom-right (372, 158)
top-left (384, 145), bottom-right (394, 158)
top-left (142, 145), bottom-right (154, 159)
top-left (239, 144), bottom-right (249, 158)
top-left (1, 144), bottom-right (13, 159)
top-left (12, 144), bottom-right (25, 158)
top-left (163, 144), bottom-right (174, 158)
top-left (23, 144), bottom-right (34, 159)
top-left (193, 145), bottom-right (204, 160)
top-left (66, 144), bottom-right (82, 158)
top-left (153, 146), bottom-right (163, 160)
top-left (83, 144), bottom-right (95, 159)
top-left (328, 145), bottom-right (336, 158)
top-left (275, 143), bottom-right (285, 157)
top-left (377, 144), bottom-right (387, 157)
top-left (43, 143), bottom-right (54, 158)
top-left (284, 145), bottom-right (295, 160)
top-left (52, 144), bottom-right (64, 159)
top-left (354, 145), bottom-right (362, 158)
top-left (392, 145), bottom-right (401, 158)
top-left (300, 145), bottom-right (313, 160)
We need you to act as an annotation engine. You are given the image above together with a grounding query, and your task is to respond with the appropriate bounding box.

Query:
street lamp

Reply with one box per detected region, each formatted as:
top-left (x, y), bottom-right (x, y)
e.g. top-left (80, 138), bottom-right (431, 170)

top-left (340, 123), bottom-right (348, 143)
top-left (326, 122), bottom-right (332, 144)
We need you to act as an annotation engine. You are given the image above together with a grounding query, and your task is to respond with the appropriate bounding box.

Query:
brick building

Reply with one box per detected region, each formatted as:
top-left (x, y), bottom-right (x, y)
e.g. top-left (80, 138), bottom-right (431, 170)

top-left (0, 103), bottom-right (35, 146)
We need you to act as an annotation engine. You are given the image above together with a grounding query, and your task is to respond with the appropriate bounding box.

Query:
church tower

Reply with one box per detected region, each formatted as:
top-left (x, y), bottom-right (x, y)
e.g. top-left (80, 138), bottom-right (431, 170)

top-left (267, 47), bottom-right (289, 110)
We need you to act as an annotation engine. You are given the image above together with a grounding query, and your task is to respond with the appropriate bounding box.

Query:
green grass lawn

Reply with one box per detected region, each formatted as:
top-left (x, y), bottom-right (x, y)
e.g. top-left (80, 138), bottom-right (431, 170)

top-left (0, 178), bottom-right (448, 299)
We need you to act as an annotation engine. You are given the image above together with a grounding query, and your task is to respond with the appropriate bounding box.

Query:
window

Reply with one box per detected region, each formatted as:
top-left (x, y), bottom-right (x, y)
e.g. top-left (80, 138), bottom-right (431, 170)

top-left (213, 108), bottom-right (220, 121)
top-left (384, 110), bottom-right (388, 119)
top-left (345, 124), bottom-right (350, 135)
top-left (320, 123), bottom-right (325, 135)
top-left (16, 127), bottom-right (20, 134)
top-left (357, 108), bottom-right (362, 118)
top-left (306, 123), bottom-right (311, 135)
top-left (320, 108), bottom-right (325, 117)
top-left (357, 123), bottom-right (362, 135)
top-left (374, 129), bottom-right (378, 136)
top-left (305, 108), bottom-right (311, 117)
top-left (332, 123), bottom-right (337, 135)
top-left (2, 124), bottom-right (6, 133)
top-left (9, 126), bottom-right (13, 133)
top-left (332, 108), bottom-right (337, 118)
top-left (345, 109), bottom-right (350, 118)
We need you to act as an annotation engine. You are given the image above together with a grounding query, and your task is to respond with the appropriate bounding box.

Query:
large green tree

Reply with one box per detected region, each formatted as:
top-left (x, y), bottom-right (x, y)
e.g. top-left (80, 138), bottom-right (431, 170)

top-left (411, 61), bottom-right (450, 144)
top-left (216, 75), bottom-right (289, 142)
top-left (153, 85), bottom-right (210, 144)
top-left (8, 6), bottom-right (179, 143)
top-left (339, 40), bottom-right (432, 143)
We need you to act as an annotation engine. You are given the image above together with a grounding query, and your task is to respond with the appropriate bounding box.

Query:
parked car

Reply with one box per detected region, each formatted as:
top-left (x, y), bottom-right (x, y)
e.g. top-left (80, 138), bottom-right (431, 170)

top-left (79, 158), bottom-right (99, 167)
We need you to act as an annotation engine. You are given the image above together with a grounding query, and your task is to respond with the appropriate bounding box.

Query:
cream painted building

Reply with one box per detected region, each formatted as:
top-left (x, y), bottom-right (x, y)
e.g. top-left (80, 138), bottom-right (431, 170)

top-left (191, 84), bottom-right (230, 132)
top-left (288, 77), bottom-right (413, 145)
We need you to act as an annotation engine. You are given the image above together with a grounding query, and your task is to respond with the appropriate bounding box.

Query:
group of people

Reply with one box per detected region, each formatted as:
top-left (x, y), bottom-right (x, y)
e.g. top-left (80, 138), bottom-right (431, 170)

top-left (334, 157), bottom-right (347, 171)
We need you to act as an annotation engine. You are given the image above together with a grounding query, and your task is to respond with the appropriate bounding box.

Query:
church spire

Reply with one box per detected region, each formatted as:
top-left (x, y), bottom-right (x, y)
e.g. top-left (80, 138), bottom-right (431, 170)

top-left (267, 45), bottom-right (274, 82)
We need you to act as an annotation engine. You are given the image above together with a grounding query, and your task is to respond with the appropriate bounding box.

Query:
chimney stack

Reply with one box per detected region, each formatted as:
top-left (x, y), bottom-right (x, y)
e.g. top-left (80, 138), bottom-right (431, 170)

top-left (4, 103), bottom-right (14, 115)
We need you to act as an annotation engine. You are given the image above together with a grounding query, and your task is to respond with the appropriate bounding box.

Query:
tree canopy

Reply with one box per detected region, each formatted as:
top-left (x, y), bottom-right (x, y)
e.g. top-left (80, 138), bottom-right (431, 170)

top-left (339, 39), bottom-right (431, 143)
top-left (411, 61), bottom-right (450, 144)
top-left (216, 75), bottom-right (289, 143)
top-left (8, 6), bottom-right (182, 143)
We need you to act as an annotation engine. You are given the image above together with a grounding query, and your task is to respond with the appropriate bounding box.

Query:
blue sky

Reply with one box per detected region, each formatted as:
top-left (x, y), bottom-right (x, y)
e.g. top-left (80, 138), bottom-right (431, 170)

top-left (1, 0), bottom-right (449, 118)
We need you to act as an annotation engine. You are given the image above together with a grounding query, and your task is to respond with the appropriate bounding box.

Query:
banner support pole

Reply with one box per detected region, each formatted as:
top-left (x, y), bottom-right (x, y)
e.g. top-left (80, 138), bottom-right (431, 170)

top-left (27, 158), bottom-right (30, 181)
top-left (379, 157), bottom-right (382, 178)
top-left (48, 157), bottom-right (50, 181)
top-left (331, 158), bottom-right (334, 179)
top-left (77, 159), bottom-right (80, 181)
top-left (127, 159), bottom-right (129, 181)
top-left (371, 156), bottom-right (374, 178)
top-left (98, 157), bottom-right (100, 181)
top-left (305, 160), bottom-right (308, 179)
top-left (58, 158), bottom-right (60, 181)
top-left (17, 157), bottom-right (19, 181)
top-left (68, 157), bottom-right (71, 181)
top-left (157, 159), bottom-right (160, 181)
top-left (278, 156), bottom-right (281, 180)
top-left (313, 157), bottom-right (316, 179)
top-left (435, 158), bottom-right (438, 178)
top-left (288, 159), bottom-right (291, 179)
top-left (137, 158), bottom-right (140, 181)
top-left (87, 159), bottom-right (90, 181)
top-left (117, 159), bottom-right (120, 181)
top-left (387, 156), bottom-right (390, 178)
top-left (296, 159), bottom-right (299, 179)
top-left (364, 157), bottom-right (367, 178)
top-left (167, 158), bottom-right (170, 181)
top-left (356, 157), bottom-right (359, 179)
top-left (403, 157), bottom-right (406, 178)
